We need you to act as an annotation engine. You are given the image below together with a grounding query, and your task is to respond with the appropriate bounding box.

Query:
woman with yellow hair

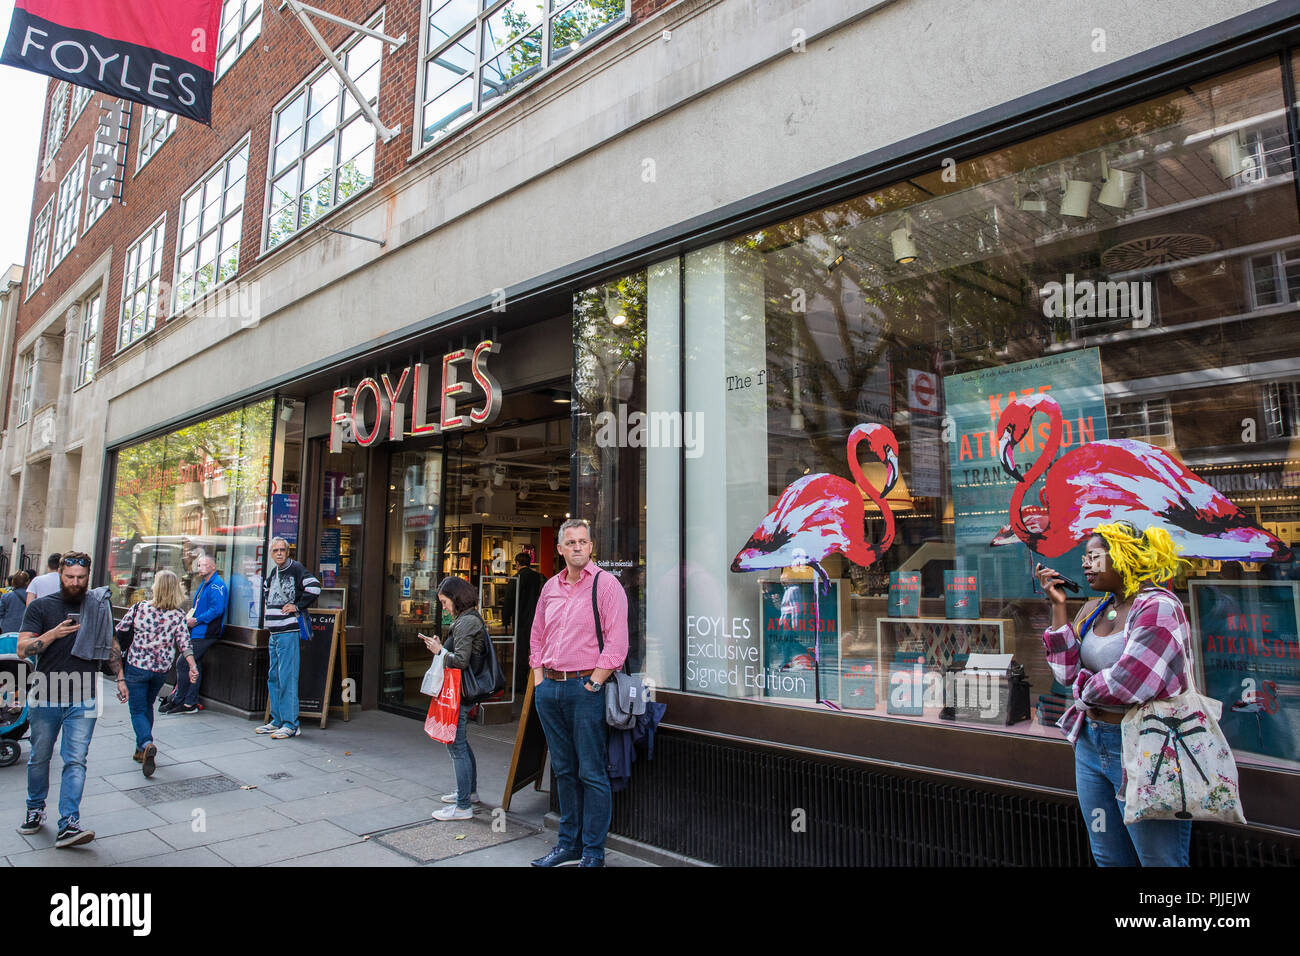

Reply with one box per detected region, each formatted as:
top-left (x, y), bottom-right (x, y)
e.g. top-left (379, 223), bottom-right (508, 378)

top-left (1035, 520), bottom-right (1193, 866)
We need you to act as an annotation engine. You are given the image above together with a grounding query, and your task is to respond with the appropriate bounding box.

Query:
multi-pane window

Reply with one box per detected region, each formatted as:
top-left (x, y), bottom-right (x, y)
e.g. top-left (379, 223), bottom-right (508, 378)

top-left (118, 216), bottom-right (167, 350)
top-left (217, 0), bottom-right (264, 79)
top-left (1263, 381), bottom-right (1300, 439)
top-left (17, 351), bottom-right (34, 426)
top-left (1247, 247), bottom-right (1300, 308)
top-left (70, 82), bottom-right (92, 126)
top-left (176, 138), bottom-right (249, 311)
top-left (1107, 398), bottom-right (1174, 443)
top-left (419, 0), bottom-right (627, 147)
top-left (50, 148), bottom-right (87, 270)
top-left (265, 23), bottom-right (383, 250)
top-left (137, 106), bottom-right (177, 171)
top-left (44, 82), bottom-right (69, 165)
top-left (24, 198), bottom-right (54, 300)
top-left (77, 294), bottom-right (101, 388)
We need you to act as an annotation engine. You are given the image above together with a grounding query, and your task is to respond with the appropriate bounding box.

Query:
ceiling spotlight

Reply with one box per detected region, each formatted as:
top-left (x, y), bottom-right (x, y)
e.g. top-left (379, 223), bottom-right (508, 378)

top-left (493, 464), bottom-right (506, 486)
top-left (518, 480), bottom-right (531, 500)
top-left (1097, 158), bottom-right (1138, 209)
top-left (1018, 186), bottom-right (1049, 214)
top-left (611, 313), bottom-right (628, 327)
top-left (1059, 175), bottom-right (1092, 218)
top-left (551, 389), bottom-right (571, 404)
top-left (890, 216), bottom-right (917, 265)
top-left (824, 245), bottom-right (846, 272)
top-left (547, 468), bottom-right (560, 491)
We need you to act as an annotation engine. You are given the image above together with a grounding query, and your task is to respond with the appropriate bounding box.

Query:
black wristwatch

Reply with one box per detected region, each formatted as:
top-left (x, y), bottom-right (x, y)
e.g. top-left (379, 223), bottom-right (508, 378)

top-left (586, 678), bottom-right (604, 690)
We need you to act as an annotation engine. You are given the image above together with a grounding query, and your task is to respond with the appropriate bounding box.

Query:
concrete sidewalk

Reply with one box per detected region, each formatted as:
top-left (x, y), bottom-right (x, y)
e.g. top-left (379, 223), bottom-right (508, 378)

top-left (0, 681), bottom-right (655, 867)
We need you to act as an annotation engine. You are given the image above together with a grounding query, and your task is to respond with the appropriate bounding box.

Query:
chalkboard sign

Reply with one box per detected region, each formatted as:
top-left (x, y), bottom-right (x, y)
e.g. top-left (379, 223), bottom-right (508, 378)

top-left (265, 609), bottom-right (347, 729)
top-left (500, 672), bottom-right (547, 811)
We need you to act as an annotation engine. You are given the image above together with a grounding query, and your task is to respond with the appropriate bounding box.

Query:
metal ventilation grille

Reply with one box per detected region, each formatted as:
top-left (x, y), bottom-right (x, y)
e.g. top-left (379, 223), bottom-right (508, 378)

top-left (598, 731), bottom-right (1294, 867)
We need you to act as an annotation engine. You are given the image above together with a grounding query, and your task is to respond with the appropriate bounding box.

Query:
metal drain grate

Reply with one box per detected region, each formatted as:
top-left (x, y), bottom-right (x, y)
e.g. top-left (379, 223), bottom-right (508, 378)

top-left (125, 774), bottom-right (244, 806)
top-left (265, 772), bottom-right (293, 781)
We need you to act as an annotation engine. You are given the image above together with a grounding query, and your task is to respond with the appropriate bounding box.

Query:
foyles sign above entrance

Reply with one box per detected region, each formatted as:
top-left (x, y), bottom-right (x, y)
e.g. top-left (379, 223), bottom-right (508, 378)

top-left (330, 340), bottom-right (503, 452)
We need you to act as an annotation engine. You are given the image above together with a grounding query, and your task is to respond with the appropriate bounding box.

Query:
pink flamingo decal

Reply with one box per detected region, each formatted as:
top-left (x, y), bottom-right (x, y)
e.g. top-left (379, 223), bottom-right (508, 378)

top-left (993, 393), bottom-right (1291, 561)
top-left (731, 423), bottom-right (899, 706)
top-left (731, 423), bottom-right (900, 589)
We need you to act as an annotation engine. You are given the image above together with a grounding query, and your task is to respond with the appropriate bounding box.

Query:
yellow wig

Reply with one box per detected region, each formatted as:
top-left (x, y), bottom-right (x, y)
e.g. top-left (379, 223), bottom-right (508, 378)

top-left (1092, 521), bottom-right (1188, 598)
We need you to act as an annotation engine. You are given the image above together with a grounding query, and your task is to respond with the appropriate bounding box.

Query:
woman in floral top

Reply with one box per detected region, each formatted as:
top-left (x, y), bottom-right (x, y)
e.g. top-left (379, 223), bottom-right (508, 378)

top-left (116, 570), bottom-right (197, 778)
top-left (1035, 520), bottom-right (1192, 867)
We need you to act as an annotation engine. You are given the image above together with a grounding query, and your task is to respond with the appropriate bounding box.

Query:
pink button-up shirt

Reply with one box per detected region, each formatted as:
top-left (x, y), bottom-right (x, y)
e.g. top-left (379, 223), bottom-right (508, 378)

top-left (530, 561), bottom-right (628, 673)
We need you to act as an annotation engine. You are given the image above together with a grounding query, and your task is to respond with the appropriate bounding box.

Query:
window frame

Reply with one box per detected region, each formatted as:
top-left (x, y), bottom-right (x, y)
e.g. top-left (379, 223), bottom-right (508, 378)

top-left (261, 13), bottom-right (387, 253)
top-left (23, 197), bottom-right (55, 301)
top-left (413, 0), bottom-right (630, 154)
top-left (43, 82), bottom-right (69, 167)
top-left (174, 134), bottom-right (252, 314)
top-left (1246, 246), bottom-right (1300, 310)
top-left (76, 292), bottom-right (102, 390)
top-left (70, 82), bottom-right (93, 127)
top-left (16, 351), bottom-right (34, 426)
top-left (215, 0), bottom-right (264, 82)
top-left (116, 214), bottom-right (169, 352)
top-left (50, 147), bottom-right (88, 271)
top-left (135, 105), bottom-right (178, 174)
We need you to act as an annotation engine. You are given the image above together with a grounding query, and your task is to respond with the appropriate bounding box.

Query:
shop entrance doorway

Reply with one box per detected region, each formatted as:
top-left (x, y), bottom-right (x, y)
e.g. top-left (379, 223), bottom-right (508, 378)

top-left (380, 387), bottom-right (571, 717)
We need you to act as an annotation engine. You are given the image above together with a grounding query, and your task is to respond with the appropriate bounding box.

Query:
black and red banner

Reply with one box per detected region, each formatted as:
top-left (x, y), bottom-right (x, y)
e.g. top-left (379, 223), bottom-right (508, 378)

top-left (2, 0), bottom-right (223, 124)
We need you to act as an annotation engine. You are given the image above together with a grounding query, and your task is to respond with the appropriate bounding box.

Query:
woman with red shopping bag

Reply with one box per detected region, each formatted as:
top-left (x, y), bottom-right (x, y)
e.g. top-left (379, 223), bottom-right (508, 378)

top-left (420, 576), bottom-right (488, 821)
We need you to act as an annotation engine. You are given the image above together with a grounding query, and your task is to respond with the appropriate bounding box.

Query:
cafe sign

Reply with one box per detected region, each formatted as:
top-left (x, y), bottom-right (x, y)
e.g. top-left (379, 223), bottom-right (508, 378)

top-left (330, 340), bottom-right (502, 452)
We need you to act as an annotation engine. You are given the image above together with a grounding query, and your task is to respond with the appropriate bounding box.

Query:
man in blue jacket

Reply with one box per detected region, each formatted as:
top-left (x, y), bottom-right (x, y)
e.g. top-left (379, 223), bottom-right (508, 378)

top-left (161, 554), bottom-right (227, 715)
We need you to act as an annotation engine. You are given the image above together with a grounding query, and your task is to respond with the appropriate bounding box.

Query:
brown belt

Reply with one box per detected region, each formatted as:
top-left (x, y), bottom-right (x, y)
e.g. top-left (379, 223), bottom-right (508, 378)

top-left (544, 668), bottom-right (594, 681)
top-left (1086, 708), bottom-right (1125, 725)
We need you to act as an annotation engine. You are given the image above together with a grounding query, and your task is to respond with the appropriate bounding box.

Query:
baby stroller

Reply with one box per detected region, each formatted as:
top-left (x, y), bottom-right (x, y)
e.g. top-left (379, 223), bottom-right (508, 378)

top-left (0, 634), bottom-right (30, 768)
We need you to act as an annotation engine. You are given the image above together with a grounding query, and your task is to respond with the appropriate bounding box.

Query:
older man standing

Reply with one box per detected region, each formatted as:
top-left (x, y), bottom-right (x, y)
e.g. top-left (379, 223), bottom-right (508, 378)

top-left (257, 539), bottom-right (319, 739)
top-left (529, 519), bottom-right (627, 868)
top-left (161, 554), bottom-right (227, 715)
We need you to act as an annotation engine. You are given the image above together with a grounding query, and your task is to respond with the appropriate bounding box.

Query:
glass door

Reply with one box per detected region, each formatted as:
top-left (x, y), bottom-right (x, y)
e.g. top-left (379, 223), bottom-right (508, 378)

top-left (381, 441), bottom-right (444, 712)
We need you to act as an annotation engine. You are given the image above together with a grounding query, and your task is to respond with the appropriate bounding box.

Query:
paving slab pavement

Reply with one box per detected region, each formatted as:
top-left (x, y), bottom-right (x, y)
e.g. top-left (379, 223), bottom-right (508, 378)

top-left (0, 678), bottom-right (660, 867)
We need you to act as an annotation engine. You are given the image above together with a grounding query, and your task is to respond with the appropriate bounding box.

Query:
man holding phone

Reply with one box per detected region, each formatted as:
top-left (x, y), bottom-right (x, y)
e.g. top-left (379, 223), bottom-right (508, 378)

top-left (15, 552), bottom-right (124, 848)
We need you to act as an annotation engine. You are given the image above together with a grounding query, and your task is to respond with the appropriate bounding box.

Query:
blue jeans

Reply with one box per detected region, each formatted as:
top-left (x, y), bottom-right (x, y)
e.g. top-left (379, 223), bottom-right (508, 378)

top-left (171, 637), bottom-right (215, 707)
top-left (444, 702), bottom-right (478, 809)
top-left (1075, 717), bottom-right (1191, 867)
top-left (26, 700), bottom-right (97, 829)
top-left (534, 677), bottom-right (610, 861)
top-left (267, 631), bottom-right (300, 731)
top-left (124, 663), bottom-right (168, 750)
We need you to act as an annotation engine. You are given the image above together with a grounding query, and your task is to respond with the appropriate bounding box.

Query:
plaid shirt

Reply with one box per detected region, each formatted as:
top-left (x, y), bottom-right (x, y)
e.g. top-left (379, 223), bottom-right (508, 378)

top-left (1041, 586), bottom-right (1190, 745)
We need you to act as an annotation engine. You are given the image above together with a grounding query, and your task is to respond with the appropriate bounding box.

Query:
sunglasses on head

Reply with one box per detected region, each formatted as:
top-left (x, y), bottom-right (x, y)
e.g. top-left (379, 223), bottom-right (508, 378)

top-left (61, 557), bottom-right (90, 568)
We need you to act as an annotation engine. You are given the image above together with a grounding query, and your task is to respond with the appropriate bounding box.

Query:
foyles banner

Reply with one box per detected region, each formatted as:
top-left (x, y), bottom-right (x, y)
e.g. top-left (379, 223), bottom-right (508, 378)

top-left (2, 0), bottom-right (223, 123)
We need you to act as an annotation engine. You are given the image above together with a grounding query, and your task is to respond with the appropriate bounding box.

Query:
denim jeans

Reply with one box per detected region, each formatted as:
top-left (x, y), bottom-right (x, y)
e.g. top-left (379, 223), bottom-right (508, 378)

top-left (26, 700), bottom-right (97, 830)
top-left (124, 663), bottom-right (168, 750)
top-left (267, 631), bottom-right (300, 731)
top-left (534, 676), bottom-right (610, 861)
top-left (1075, 717), bottom-right (1191, 866)
top-left (444, 702), bottom-right (478, 810)
top-left (171, 637), bottom-right (215, 707)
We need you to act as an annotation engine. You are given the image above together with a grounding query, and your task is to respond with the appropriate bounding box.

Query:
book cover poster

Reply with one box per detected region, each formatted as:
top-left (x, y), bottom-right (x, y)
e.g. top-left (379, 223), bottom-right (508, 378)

top-left (945, 570), bottom-right (980, 619)
top-left (889, 571), bottom-right (920, 617)
top-left (841, 658), bottom-right (876, 710)
top-left (760, 580), bottom-right (838, 702)
top-left (942, 349), bottom-right (1107, 600)
top-left (1190, 580), bottom-right (1299, 764)
top-left (887, 651), bottom-right (926, 715)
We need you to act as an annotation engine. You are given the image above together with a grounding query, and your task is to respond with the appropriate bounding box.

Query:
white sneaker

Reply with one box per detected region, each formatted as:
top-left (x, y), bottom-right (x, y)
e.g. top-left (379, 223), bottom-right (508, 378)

top-left (440, 792), bottom-right (480, 804)
top-left (254, 722), bottom-right (278, 734)
top-left (432, 805), bottom-right (473, 821)
top-left (269, 726), bottom-right (301, 739)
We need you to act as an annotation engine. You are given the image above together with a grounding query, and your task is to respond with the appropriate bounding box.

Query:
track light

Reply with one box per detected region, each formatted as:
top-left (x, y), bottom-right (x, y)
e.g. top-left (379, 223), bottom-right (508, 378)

top-left (1209, 133), bottom-right (1247, 181)
top-left (551, 389), bottom-right (571, 404)
top-left (824, 245), bottom-right (846, 272)
top-left (890, 216), bottom-right (917, 264)
top-left (518, 480), bottom-right (530, 500)
top-left (493, 464), bottom-right (506, 486)
top-left (1018, 186), bottom-right (1048, 214)
top-left (1097, 157), bottom-right (1137, 209)
top-left (547, 468), bottom-right (560, 491)
top-left (1059, 175), bottom-right (1092, 218)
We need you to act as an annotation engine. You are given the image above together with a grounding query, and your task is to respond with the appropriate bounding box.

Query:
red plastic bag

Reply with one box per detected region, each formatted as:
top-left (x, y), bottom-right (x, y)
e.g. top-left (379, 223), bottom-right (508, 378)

top-left (424, 667), bottom-right (462, 743)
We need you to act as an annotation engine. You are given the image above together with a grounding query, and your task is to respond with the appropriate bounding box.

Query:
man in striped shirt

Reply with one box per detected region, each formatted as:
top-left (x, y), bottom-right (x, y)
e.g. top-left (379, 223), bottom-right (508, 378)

top-left (256, 537), bottom-right (320, 739)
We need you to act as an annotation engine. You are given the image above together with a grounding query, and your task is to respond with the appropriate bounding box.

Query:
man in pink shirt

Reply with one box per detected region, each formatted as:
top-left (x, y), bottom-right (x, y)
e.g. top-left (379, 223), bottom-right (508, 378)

top-left (529, 518), bottom-right (628, 867)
